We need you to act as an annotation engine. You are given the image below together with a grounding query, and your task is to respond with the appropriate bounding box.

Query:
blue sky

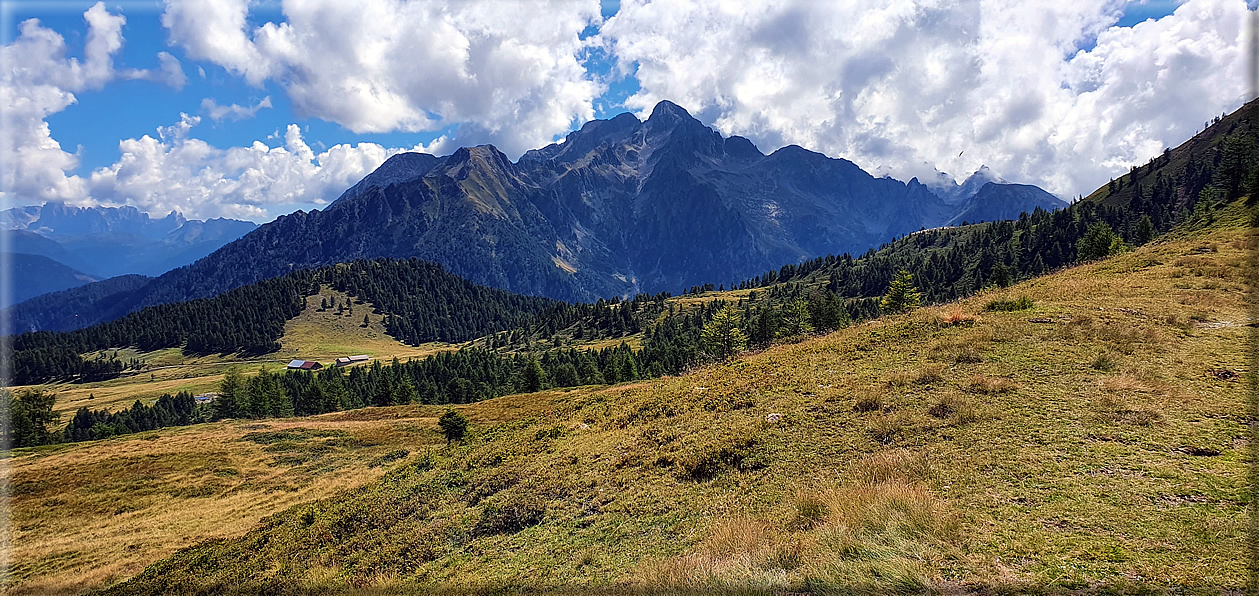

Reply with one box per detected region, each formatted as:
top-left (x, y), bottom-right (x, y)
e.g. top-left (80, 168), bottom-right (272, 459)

top-left (4, 0), bottom-right (639, 175)
top-left (2, 0), bottom-right (1251, 221)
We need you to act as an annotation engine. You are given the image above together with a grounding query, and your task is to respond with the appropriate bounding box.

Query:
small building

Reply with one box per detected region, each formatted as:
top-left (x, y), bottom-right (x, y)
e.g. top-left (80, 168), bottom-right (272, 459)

top-left (194, 393), bottom-right (218, 404)
top-left (335, 355), bottom-right (371, 367)
top-left (287, 359), bottom-right (323, 370)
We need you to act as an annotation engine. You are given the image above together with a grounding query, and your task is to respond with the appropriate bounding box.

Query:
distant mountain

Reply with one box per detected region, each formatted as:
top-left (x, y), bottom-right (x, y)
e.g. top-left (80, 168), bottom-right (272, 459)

top-left (1, 202), bottom-right (258, 279)
top-left (4, 274), bottom-right (151, 334)
top-left (920, 165), bottom-right (1067, 219)
top-left (5, 253), bottom-right (98, 306)
top-left (945, 182), bottom-right (1067, 226)
top-left (17, 101), bottom-right (1065, 332)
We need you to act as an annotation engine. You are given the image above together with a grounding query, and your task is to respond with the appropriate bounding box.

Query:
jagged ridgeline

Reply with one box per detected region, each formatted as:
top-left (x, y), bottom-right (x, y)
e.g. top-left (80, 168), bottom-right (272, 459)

top-left (11, 259), bottom-right (559, 385)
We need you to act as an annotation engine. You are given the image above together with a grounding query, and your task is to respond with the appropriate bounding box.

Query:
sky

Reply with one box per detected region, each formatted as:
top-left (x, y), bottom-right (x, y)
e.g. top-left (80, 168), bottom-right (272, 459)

top-left (1, 0), bottom-right (1255, 222)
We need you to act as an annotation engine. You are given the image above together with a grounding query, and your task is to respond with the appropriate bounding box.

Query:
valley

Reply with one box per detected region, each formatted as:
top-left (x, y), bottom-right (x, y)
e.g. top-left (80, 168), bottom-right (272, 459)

top-left (6, 202), bottom-right (1249, 593)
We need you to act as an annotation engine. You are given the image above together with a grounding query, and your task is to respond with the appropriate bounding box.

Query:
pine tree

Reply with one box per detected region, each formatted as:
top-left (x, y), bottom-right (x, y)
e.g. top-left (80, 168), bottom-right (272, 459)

top-left (702, 304), bottom-right (748, 360)
top-left (214, 368), bottom-right (246, 420)
top-left (880, 269), bottom-right (922, 314)
top-left (1076, 222), bottom-right (1121, 262)
top-left (438, 409), bottom-right (468, 446)
top-left (1133, 215), bottom-right (1156, 245)
top-left (522, 355), bottom-right (546, 392)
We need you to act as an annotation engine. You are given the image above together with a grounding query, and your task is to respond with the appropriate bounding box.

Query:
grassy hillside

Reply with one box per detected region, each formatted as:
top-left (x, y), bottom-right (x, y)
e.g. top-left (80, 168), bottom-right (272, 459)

top-left (10, 288), bottom-right (459, 417)
top-left (7, 412), bottom-right (444, 595)
top-left (9, 200), bottom-right (1248, 594)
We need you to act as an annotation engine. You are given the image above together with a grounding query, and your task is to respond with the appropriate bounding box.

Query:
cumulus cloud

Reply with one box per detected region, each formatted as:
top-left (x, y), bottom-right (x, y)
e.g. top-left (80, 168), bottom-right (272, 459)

top-left (88, 114), bottom-right (407, 220)
top-left (161, 0), bottom-right (604, 157)
top-left (1, 3), bottom-right (400, 221)
top-left (201, 96), bottom-right (273, 122)
top-left (0, 3), bottom-right (124, 205)
top-left (1, 3), bottom-right (191, 206)
top-left (603, 0), bottom-right (1253, 198)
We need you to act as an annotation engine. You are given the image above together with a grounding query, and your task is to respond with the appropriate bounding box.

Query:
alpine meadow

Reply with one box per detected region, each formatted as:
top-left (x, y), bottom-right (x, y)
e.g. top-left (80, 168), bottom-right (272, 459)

top-left (3, 2), bottom-right (1258, 594)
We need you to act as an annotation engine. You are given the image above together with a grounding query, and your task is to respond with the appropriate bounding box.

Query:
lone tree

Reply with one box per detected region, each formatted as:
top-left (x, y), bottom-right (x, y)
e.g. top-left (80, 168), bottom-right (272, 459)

top-left (880, 269), bottom-right (922, 314)
top-left (702, 304), bottom-right (748, 361)
top-left (439, 409), bottom-right (468, 446)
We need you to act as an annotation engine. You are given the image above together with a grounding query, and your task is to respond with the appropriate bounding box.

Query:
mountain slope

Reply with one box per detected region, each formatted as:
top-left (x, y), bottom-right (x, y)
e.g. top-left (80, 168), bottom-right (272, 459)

top-left (21, 101), bottom-right (1064, 333)
top-left (84, 200), bottom-right (1250, 595)
top-left (5, 253), bottom-right (98, 306)
top-left (945, 182), bottom-right (1067, 225)
top-left (3, 274), bottom-right (151, 334)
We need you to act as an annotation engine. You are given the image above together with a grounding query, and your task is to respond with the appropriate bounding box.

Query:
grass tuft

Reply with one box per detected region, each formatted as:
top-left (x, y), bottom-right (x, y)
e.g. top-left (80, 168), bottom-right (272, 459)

top-left (984, 296), bottom-right (1035, 311)
top-left (965, 374), bottom-right (1018, 394)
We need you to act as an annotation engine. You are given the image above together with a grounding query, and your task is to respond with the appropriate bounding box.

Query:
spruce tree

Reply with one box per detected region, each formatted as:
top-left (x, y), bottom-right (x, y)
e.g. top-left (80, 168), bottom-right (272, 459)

top-left (438, 409), bottom-right (468, 446)
top-left (880, 269), bottom-right (922, 314)
top-left (215, 368), bottom-right (246, 420)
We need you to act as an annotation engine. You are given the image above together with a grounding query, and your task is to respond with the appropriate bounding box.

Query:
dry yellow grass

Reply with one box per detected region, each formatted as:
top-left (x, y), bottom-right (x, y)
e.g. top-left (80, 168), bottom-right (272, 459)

top-left (276, 287), bottom-right (461, 362)
top-left (5, 410), bottom-right (444, 595)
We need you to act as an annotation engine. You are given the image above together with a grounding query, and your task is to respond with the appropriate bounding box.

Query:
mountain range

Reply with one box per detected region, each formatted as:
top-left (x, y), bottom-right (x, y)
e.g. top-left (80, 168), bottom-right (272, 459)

top-left (2, 202), bottom-right (258, 278)
top-left (6, 101), bottom-right (1063, 332)
top-left (1, 202), bottom-right (257, 306)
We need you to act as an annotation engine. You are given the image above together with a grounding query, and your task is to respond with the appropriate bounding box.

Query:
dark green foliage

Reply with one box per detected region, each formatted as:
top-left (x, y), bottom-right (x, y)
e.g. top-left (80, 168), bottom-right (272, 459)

top-left (701, 304), bottom-right (748, 360)
top-left (521, 355), bottom-right (547, 393)
top-left (1076, 222), bottom-right (1125, 262)
top-left (1133, 215), bottom-right (1156, 245)
top-left (11, 259), bottom-right (560, 385)
top-left (1, 389), bottom-right (61, 448)
top-left (438, 409), bottom-right (469, 446)
top-left (984, 296), bottom-right (1034, 312)
top-left (63, 391), bottom-right (199, 442)
top-left (473, 493), bottom-right (547, 536)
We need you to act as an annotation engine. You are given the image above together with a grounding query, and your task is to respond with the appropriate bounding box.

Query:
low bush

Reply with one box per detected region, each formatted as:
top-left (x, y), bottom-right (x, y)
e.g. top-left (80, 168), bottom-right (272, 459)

top-left (984, 296), bottom-right (1034, 311)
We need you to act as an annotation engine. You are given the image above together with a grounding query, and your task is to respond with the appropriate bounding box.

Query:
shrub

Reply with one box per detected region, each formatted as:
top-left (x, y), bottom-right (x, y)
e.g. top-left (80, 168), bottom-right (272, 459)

top-left (952, 345), bottom-right (984, 364)
top-left (368, 449), bottom-right (410, 468)
top-left (439, 409), bottom-right (469, 445)
top-left (867, 412), bottom-right (914, 444)
top-left (849, 449), bottom-right (933, 485)
top-left (885, 364), bottom-right (944, 387)
top-left (473, 492), bottom-right (547, 536)
top-left (1091, 352), bottom-right (1118, 372)
top-left (853, 390), bottom-right (883, 413)
top-left (926, 395), bottom-right (960, 419)
top-left (675, 436), bottom-right (765, 481)
top-left (938, 306), bottom-right (980, 326)
top-left (983, 296), bottom-right (1034, 311)
top-left (791, 491), bottom-right (830, 531)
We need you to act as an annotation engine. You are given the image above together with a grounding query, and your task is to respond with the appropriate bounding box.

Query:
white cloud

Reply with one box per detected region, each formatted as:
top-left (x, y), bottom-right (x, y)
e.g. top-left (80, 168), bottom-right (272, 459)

top-left (603, 0), bottom-right (1253, 198)
top-left (201, 96), bottom-right (273, 122)
top-left (88, 115), bottom-right (408, 220)
top-left (0, 3), bottom-right (124, 206)
top-left (122, 51), bottom-right (189, 90)
top-left (162, 0), bottom-right (605, 157)
top-left (1, 3), bottom-right (192, 207)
